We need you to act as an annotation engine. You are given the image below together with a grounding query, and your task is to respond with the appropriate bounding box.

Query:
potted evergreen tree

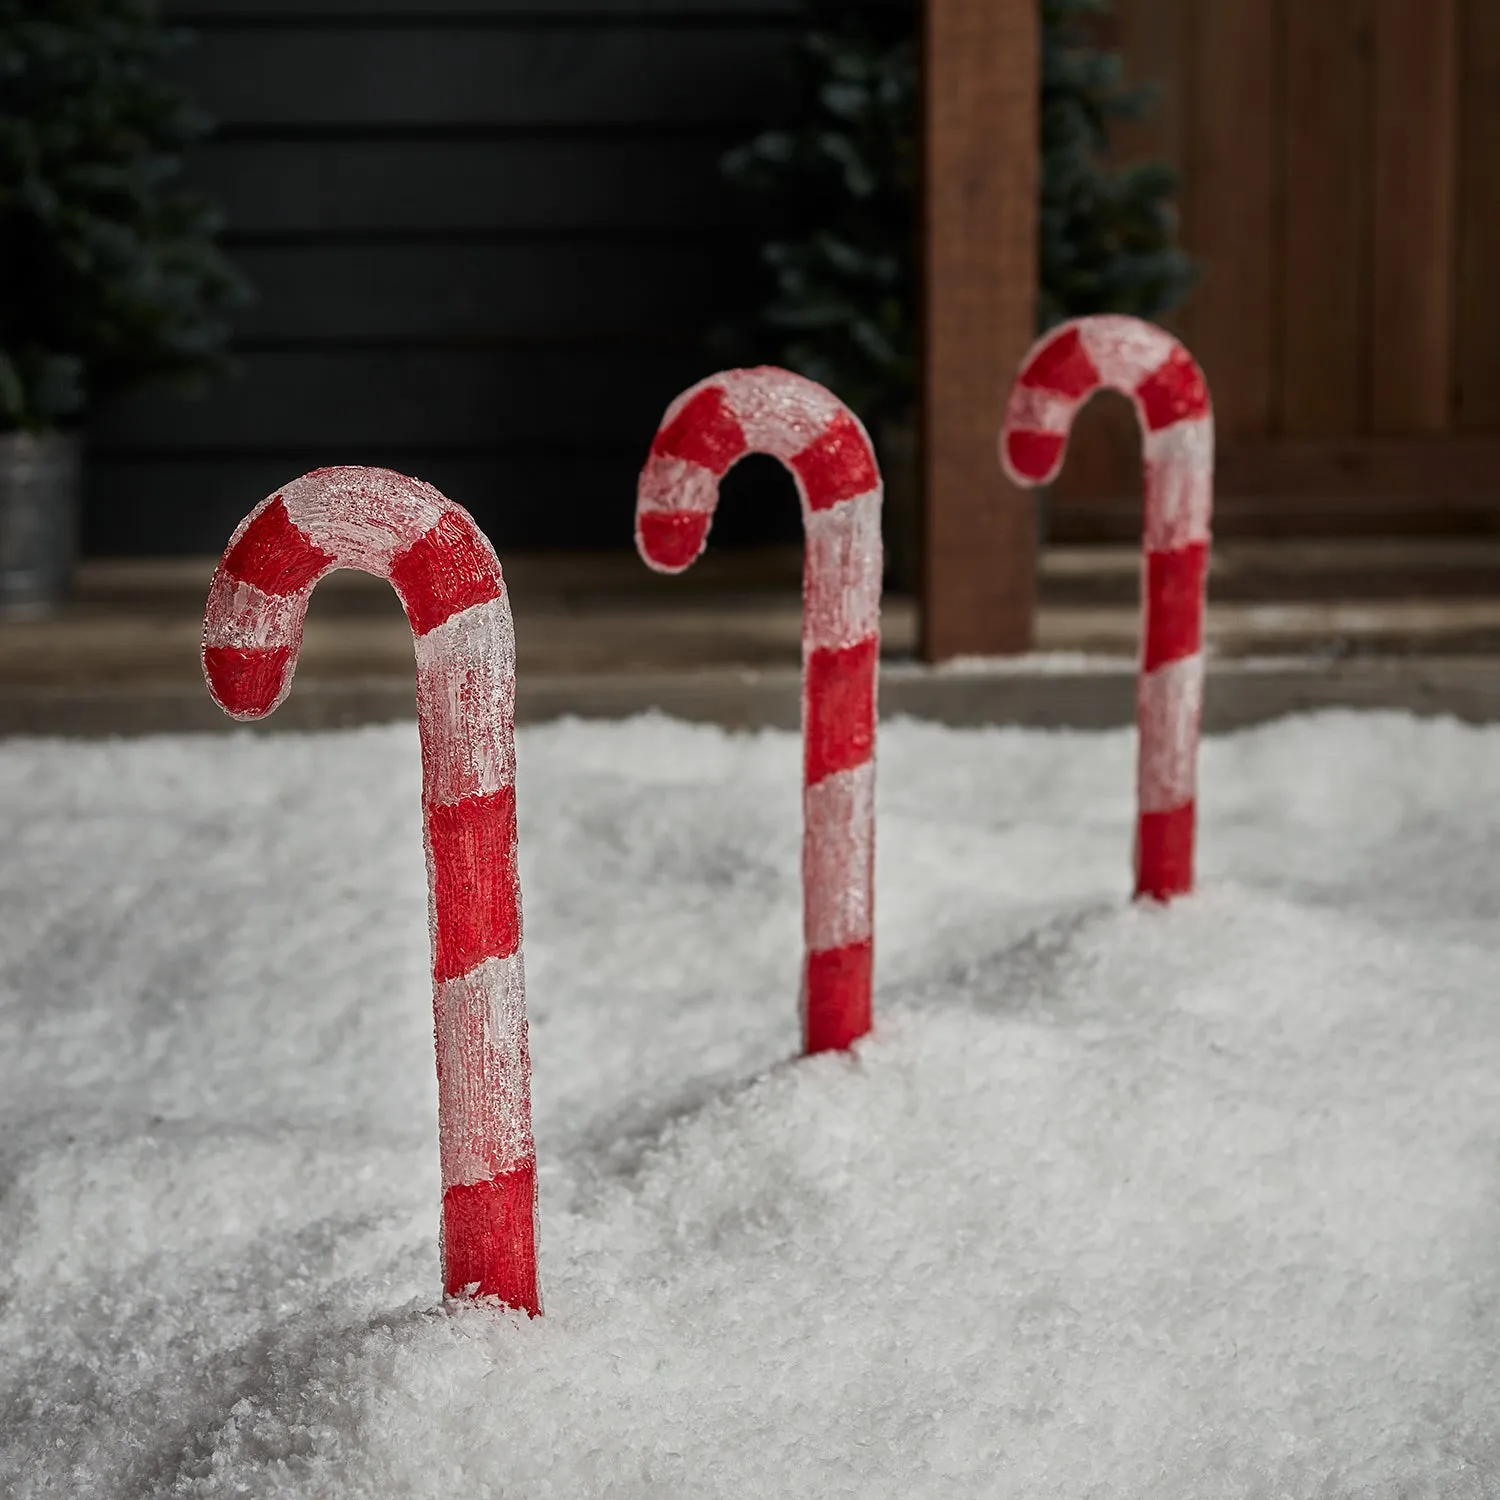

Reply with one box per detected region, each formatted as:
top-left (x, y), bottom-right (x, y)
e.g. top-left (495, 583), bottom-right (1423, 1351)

top-left (0, 1), bottom-right (244, 616)
top-left (721, 0), bottom-right (1197, 589)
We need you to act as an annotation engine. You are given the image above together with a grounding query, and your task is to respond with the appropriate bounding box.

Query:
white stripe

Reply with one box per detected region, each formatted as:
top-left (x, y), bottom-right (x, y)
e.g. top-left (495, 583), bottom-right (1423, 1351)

top-left (413, 595), bottom-right (517, 807)
top-left (433, 950), bottom-right (533, 1188)
top-left (636, 452), bottom-right (722, 518)
top-left (803, 492), bottom-right (883, 654)
top-left (1004, 382), bottom-right (1079, 436)
top-left (803, 760), bottom-right (875, 953)
top-left (1137, 653), bottom-right (1204, 814)
top-left (281, 467), bottom-right (447, 571)
top-left (1078, 316), bottom-right (1179, 391)
top-left (721, 368), bottom-right (844, 459)
top-left (202, 569), bottom-right (306, 651)
top-left (1143, 420), bottom-right (1215, 551)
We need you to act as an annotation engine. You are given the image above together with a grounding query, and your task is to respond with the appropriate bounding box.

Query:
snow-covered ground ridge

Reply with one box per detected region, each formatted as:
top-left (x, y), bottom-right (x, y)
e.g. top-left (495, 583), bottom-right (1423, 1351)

top-left (2, 711), bottom-right (1498, 1497)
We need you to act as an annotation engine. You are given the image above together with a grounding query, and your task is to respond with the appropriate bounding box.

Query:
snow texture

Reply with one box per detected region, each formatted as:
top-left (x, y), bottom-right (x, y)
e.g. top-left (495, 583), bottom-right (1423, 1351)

top-left (2, 712), bottom-right (1499, 1497)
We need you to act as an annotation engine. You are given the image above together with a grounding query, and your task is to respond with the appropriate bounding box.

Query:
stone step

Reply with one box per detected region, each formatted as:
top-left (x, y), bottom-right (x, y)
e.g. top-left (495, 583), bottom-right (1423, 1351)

top-left (5, 658), bottom-right (1499, 740)
top-left (4, 545), bottom-right (1498, 735)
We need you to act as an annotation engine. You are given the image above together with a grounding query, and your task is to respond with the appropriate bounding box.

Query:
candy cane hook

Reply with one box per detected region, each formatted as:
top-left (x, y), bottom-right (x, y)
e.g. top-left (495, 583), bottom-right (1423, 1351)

top-left (201, 466), bottom-right (540, 1314)
top-left (1001, 315), bottom-right (1214, 901)
top-left (636, 369), bottom-right (882, 1054)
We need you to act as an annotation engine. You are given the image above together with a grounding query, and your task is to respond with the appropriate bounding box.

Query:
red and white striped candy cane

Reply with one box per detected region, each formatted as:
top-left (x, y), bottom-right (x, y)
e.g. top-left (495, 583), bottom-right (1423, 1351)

top-left (1001, 315), bottom-right (1214, 901)
top-left (636, 368), bottom-right (882, 1054)
top-left (201, 466), bottom-right (539, 1314)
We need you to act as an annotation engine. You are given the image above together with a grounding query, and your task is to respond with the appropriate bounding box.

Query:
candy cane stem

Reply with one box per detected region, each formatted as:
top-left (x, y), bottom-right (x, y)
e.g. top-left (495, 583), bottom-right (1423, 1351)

top-left (202, 466), bottom-right (541, 1314)
top-left (636, 369), bottom-right (883, 1052)
top-left (1001, 316), bottom-right (1214, 901)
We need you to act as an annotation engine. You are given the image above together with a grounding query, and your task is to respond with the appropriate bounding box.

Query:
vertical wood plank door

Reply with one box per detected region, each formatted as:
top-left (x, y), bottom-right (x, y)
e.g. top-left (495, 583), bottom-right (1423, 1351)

top-left (1051, 0), bottom-right (1500, 539)
top-left (1370, 0), bottom-right (1459, 433)
top-left (1280, 0), bottom-right (1372, 437)
top-left (921, 0), bottom-right (1040, 659)
top-left (1455, 0), bottom-right (1500, 430)
top-left (1177, 0), bottom-right (1278, 440)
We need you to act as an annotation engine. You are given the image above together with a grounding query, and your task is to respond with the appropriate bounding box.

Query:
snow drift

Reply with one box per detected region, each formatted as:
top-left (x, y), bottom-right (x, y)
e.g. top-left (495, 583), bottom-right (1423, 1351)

top-left (2, 712), bottom-right (1498, 1497)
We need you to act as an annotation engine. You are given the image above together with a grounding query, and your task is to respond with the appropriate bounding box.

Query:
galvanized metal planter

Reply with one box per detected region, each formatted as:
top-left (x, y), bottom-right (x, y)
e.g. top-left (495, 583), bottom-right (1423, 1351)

top-left (0, 431), bottom-right (80, 618)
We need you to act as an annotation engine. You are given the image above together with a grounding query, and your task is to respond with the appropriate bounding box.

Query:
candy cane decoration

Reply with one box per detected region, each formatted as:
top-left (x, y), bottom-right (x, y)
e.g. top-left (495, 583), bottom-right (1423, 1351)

top-left (1001, 315), bottom-right (1213, 901)
top-left (636, 369), bottom-right (881, 1054)
top-left (201, 466), bottom-right (539, 1314)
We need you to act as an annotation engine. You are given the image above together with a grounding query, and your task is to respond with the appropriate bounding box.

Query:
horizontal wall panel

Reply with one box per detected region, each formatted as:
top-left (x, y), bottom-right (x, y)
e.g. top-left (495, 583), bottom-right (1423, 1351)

top-left (170, 2), bottom-right (803, 17)
top-left (87, 450), bottom-right (803, 554)
top-left (99, 3), bottom-right (827, 555)
top-left (87, 452), bottom-right (639, 554)
top-left (177, 26), bottom-right (796, 128)
top-left (227, 241), bottom-right (738, 342)
top-left (91, 348), bottom-right (715, 449)
top-left (195, 137), bottom-right (753, 235)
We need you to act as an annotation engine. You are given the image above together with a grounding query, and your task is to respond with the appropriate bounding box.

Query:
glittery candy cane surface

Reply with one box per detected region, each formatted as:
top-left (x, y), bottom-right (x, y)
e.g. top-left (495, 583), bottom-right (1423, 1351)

top-left (636, 369), bottom-right (883, 1052)
top-left (203, 466), bottom-right (540, 1314)
top-left (1002, 316), bottom-right (1214, 901)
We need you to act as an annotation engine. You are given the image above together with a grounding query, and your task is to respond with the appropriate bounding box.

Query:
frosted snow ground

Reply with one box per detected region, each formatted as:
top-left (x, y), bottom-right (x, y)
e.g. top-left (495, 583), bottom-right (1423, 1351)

top-left (1, 714), bottom-right (1499, 1497)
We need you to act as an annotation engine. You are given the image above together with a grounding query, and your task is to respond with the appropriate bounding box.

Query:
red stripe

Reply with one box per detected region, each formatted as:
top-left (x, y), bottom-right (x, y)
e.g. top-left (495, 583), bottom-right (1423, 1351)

top-left (1004, 429), bottom-right (1067, 484)
top-left (442, 1162), bottom-right (539, 1313)
top-left (789, 410), bottom-right (879, 512)
top-left (427, 787), bottom-right (520, 982)
top-left (638, 509), bottom-right (711, 571)
top-left (1019, 324), bottom-right (1101, 398)
top-left (650, 385), bottom-right (746, 476)
top-left (202, 645), bottom-right (293, 718)
top-left (222, 497), bottom-right (333, 597)
top-left (390, 509), bottom-right (504, 637)
top-left (804, 636), bottom-right (877, 785)
top-left (1136, 802), bottom-right (1195, 902)
top-left (1136, 345), bottom-right (1210, 432)
top-left (1142, 541), bottom-right (1208, 671)
top-left (804, 939), bottom-right (872, 1053)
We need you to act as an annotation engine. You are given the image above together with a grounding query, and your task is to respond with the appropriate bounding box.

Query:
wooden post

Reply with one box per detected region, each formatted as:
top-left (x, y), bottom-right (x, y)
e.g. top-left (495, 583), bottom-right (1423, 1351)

top-left (920, 0), bottom-right (1039, 660)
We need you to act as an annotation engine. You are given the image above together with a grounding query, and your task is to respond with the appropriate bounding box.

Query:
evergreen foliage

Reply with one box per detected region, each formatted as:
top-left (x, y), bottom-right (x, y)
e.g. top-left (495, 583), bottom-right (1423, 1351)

top-left (722, 0), bottom-right (1197, 426)
top-left (1039, 0), bottom-right (1197, 329)
top-left (721, 5), bottom-right (915, 426)
top-left (0, 0), bottom-right (246, 433)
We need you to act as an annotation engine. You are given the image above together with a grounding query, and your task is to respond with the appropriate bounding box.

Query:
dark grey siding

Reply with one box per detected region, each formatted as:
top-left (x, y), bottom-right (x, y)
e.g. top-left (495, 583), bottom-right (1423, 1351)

top-left (89, 1), bottom-right (810, 554)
